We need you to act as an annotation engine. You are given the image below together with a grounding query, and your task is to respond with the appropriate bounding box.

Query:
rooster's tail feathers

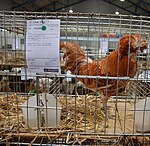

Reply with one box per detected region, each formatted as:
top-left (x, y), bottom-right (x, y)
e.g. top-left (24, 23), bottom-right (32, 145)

top-left (60, 41), bottom-right (87, 73)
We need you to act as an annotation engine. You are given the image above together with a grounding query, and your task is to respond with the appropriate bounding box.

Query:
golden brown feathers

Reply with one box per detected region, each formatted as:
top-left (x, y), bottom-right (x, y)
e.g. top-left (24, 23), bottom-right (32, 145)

top-left (60, 34), bottom-right (147, 97)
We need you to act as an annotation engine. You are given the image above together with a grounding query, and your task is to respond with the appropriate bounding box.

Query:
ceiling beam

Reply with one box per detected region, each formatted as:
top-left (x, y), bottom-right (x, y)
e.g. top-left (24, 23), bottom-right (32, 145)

top-left (51, 0), bottom-right (88, 12)
top-left (142, 0), bottom-right (150, 6)
top-left (11, 0), bottom-right (37, 10)
top-left (127, 0), bottom-right (150, 15)
top-left (111, 0), bottom-right (117, 2)
top-left (35, 1), bottom-right (56, 11)
top-left (55, 1), bottom-right (66, 6)
top-left (101, 0), bottom-right (137, 15)
top-left (124, 4), bottom-right (135, 9)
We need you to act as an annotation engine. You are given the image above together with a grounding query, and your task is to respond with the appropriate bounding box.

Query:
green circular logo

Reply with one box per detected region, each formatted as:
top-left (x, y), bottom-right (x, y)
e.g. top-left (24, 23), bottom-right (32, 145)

top-left (42, 25), bottom-right (46, 31)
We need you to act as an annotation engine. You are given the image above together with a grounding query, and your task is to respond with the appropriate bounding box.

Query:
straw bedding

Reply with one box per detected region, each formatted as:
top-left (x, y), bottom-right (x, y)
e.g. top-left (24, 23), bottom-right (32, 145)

top-left (0, 94), bottom-right (149, 145)
top-left (0, 94), bottom-right (25, 130)
top-left (0, 51), bottom-right (25, 66)
top-left (0, 94), bottom-right (105, 132)
top-left (59, 95), bottom-right (105, 132)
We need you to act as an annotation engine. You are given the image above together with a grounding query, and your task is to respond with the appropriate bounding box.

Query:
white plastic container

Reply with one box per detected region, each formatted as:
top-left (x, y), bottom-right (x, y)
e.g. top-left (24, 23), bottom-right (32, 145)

top-left (134, 98), bottom-right (150, 132)
top-left (22, 93), bottom-right (62, 128)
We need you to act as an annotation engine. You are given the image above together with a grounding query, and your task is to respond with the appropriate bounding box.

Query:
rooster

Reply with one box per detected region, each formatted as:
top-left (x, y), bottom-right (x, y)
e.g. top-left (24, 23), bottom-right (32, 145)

top-left (60, 34), bottom-right (147, 117)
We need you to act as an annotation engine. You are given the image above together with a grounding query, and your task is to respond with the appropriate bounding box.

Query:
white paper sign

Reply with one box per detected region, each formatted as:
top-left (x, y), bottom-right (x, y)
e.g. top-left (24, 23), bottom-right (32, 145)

top-left (26, 19), bottom-right (60, 74)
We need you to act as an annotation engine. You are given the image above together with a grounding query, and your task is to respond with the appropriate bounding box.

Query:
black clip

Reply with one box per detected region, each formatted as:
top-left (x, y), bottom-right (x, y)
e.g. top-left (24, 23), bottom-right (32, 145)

top-left (42, 18), bottom-right (45, 24)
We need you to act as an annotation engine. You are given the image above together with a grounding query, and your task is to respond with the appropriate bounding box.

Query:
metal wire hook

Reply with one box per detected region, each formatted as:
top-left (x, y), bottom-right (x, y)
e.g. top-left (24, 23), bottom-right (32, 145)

top-left (41, 12), bottom-right (47, 24)
top-left (42, 18), bottom-right (45, 24)
top-left (40, 99), bottom-right (44, 106)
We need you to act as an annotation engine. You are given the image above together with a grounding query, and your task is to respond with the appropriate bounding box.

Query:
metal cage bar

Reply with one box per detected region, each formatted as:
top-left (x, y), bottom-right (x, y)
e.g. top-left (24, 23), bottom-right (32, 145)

top-left (0, 11), bottom-right (150, 145)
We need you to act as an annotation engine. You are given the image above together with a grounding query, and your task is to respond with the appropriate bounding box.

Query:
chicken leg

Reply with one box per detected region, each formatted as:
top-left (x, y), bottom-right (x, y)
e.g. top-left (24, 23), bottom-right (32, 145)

top-left (100, 93), bottom-right (109, 119)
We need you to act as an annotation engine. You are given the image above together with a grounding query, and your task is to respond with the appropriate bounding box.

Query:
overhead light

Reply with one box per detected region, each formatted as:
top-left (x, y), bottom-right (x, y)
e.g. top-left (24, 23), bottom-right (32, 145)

top-left (120, 0), bottom-right (125, 1)
top-left (115, 9), bottom-right (119, 15)
top-left (69, 7), bottom-right (73, 13)
top-left (69, 9), bottom-right (73, 13)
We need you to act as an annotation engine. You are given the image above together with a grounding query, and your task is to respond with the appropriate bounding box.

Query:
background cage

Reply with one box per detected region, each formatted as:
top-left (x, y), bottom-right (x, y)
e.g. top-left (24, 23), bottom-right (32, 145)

top-left (0, 11), bottom-right (150, 145)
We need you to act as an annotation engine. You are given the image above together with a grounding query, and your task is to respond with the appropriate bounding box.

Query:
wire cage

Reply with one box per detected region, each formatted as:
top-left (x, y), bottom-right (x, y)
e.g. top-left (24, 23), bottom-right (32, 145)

top-left (0, 11), bottom-right (150, 145)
